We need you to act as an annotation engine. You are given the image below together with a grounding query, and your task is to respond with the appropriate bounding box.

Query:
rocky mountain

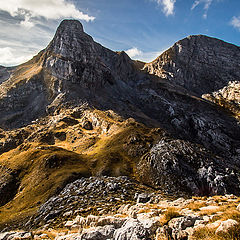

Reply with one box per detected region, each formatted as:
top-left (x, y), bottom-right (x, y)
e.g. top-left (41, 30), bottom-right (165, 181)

top-left (0, 19), bottom-right (239, 235)
top-left (144, 35), bottom-right (240, 97)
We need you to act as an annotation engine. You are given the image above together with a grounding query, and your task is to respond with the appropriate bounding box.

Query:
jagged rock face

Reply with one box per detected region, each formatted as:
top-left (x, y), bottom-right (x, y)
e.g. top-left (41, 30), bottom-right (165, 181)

top-left (0, 66), bottom-right (13, 84)
top-left (144, 35), bottom-right (240, 97)
top-left (43, 20), bottom-right (137, 95)
top-left (44, 20), bottom-right (116, 88)
top-left (138, 138), bottom-right (240, 195)
top-left (0, 20), bottom-right (138, 128)
top-left (0, 167), bottom-right (20, 207)
top-left (0, 20), bottom-right (238, 161)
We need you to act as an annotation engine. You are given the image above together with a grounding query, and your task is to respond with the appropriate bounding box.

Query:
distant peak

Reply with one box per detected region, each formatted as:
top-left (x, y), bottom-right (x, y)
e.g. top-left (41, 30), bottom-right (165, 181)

top-left (56, 19), bottom-right (84, 34)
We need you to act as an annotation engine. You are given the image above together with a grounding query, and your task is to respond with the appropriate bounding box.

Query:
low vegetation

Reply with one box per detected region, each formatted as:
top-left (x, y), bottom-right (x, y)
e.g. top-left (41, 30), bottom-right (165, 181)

top-left (0, 108), bottom-right (160, 229)
top-left (160, 207), bottom-right (181, 225)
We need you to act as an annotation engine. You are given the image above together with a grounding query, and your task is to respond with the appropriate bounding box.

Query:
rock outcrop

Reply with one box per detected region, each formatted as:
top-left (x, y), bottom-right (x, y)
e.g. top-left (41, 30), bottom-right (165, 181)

top-left (203, 81), bottom-right (240, 119)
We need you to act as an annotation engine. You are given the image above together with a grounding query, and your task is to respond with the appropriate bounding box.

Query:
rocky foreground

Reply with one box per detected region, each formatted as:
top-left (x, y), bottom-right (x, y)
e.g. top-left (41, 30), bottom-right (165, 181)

top-left (1, 180), bottom-right (240, 240)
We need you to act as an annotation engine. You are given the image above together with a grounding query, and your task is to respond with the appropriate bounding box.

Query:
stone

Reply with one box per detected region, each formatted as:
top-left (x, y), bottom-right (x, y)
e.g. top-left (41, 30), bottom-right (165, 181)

top-left (199, 206), bottom-right (220, 211)
top-left (168, 215), bottom-right (202, 240)
top-left (215, 219), bottom-right (238, 234)
top-left (207, 220), bottom-right (222, 229)
top-left (0, 232), bottom-right (32, 240)
top-left (64, 221), bottom-right (74, 227)
top-left (136, 193), bottom-right (151, 203)
top-left (39, 233), bottom-right (48, 239)
top-left (79, 225), bottom-right (115, 240)
top-left (137, 215), bottom-right (161, 234)
top-left (96, 216), bottom-right (126, 228)
top-left (113, 218), bottom-right (150, 240)
top-left (237, 203), bottom-right (240, 211)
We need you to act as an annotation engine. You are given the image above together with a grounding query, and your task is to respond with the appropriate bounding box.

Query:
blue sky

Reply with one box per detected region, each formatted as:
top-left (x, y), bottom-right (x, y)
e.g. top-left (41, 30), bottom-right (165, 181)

top-left (0, 0), bottom-right (240, 66)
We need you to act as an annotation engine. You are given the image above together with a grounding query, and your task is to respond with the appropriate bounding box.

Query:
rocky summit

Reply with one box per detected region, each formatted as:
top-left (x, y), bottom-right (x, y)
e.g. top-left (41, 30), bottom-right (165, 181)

top-left (0, 19), bottom-right (240, 239)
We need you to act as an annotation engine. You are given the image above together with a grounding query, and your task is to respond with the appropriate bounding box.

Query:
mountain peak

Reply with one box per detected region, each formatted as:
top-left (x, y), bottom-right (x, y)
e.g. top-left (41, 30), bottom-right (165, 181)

top-left (45, 19), bottom-right (93, 61)
top-left (56, 19), bottom-right (84, 34)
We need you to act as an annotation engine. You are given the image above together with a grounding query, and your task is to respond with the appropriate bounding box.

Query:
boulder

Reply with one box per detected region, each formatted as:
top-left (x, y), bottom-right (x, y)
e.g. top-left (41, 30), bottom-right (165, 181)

top-left (136, 193), bottom-right (151, 203)
top-left (215, 219), bottom-right (238, 234)
top-left (113, 218), bottom-right (150, 240)
top-left (79, 225), bottom-right (115, 240)
top-left (96, 216), bottom-right (126, 228)
top-left (168, 215), bottom-right (202, 240)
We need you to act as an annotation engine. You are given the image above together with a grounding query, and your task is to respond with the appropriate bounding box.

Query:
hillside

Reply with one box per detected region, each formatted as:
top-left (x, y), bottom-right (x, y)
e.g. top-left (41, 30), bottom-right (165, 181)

top-left (0, 20), bottom-right (239, 239)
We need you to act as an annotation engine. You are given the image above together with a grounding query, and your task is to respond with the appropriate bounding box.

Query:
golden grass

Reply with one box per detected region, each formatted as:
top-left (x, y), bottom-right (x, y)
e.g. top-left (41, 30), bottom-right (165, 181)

top-left (0, 145), bottom-right (91, 228)
top-left (220, 209), bottom-right (240, 222)
top-left (186, 201), bottom-right (206, 211)
top-left (192, 224), bottom-right (240, 240)
top-left (0, 109), bottom-right (160, 228)
top-left (160, 207), bottom-right (181, 225)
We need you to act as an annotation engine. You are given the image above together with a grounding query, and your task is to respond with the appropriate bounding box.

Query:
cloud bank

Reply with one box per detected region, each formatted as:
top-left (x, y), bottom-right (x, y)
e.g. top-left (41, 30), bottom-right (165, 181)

top-left (0, 47), bottom-right (32, 66)
top-left (0, 0), bottom-right (95, 28)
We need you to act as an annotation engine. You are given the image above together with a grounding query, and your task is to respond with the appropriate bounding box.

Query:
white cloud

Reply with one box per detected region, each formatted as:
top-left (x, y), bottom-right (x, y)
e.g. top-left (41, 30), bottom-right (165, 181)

top-left (154, 0), bottom-right (176, 16)
top-left (0, 47), bottom-right (32, 66)
top-left (191, 0), bottom-right (213, 19)
top-left (126, 48), bottom-right (143, 58)
top-left (0, 0), bottom-right (95, 66)
top-left (0, 0), bottom-right (95, 28)
top-left (139, 51), bottom-right (163, 62)
top-left (231, 16), bottom-right (240, 31)
top-left (125, 47), bottom-right (163, 62)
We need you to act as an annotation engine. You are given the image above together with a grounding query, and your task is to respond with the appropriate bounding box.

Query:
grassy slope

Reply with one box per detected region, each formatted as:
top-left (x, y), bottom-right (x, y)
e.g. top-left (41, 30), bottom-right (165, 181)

top-left (0, 109), bottom-right (159, 228)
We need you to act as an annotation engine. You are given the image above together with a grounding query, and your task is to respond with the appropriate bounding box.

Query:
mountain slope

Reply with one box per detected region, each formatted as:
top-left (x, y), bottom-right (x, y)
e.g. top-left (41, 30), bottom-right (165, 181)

top-left (0, 20), bottom-right (239, 230)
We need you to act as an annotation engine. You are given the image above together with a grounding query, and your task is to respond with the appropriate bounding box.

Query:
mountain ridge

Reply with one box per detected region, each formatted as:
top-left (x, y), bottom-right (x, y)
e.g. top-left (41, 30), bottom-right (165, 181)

top-left (0, 19), bottom-right (239, 232)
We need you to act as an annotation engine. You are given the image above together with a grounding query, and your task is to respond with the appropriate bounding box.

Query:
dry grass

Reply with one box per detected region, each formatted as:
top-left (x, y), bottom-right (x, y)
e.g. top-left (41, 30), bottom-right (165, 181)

top-left (0, 145), bottom-right (91, 228)
top-left (192, 202), bottom-right (240, 239)
top-left (160, 207), bottom-right (181, 225)
top-left (0, 109), bottom-right (160, 229)
top-left (192, 224), bottom-right (240, 240)
top-left (199, 208), bottom-right (221, 216)
top-left (220, 209), bottom-right (240, 222)
top-left (186, 201), bottom-right (206, 211)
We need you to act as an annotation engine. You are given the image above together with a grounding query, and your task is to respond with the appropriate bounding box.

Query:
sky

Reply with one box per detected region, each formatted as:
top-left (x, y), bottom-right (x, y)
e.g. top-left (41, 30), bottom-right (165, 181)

top-left (0, 0), bottom-right (240, 66)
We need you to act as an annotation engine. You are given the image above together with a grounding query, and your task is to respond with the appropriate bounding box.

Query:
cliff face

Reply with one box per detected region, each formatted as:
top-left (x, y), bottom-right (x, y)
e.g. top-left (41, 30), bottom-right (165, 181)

top-left (0, 20), bottom-right (138, 128)
top-left (0, 20), bottom-right (240, 230)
